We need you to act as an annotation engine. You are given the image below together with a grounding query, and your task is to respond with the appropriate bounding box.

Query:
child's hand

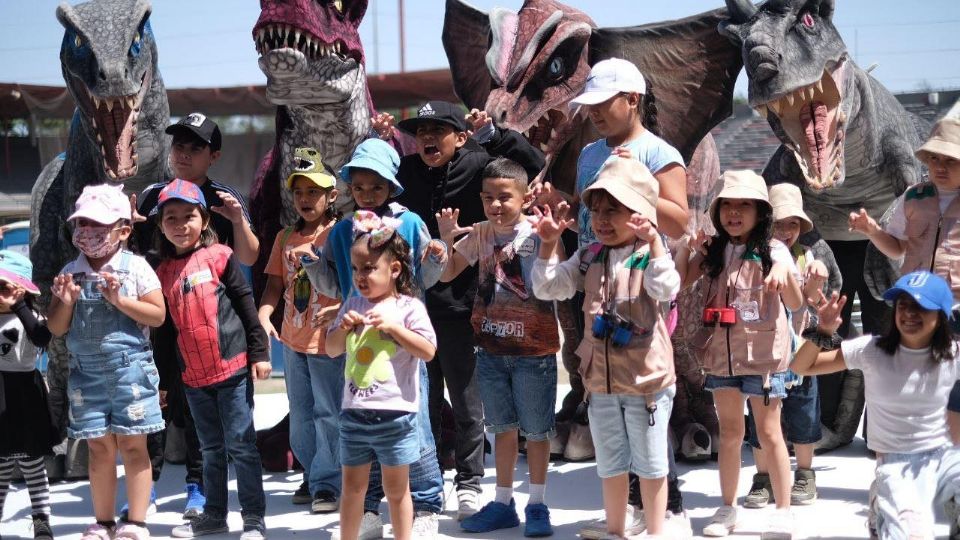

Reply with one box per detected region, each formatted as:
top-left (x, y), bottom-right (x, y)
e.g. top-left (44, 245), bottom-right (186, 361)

top-left (251, 361), bottom-right (273, 380)
top-left (763, 263), bottom-right (791, 293)
top-left (848, 208), bottom-right (879, 237)
top-left (803, 260), bottom-right (829, 303)
top-left (0, 284), bottom-right (24, 308)
top-left (159, 390), bottom-right (168, 409)
top-left (129, 193), bottom-right (146, 224)
top-left (312, 303), bottom-right (341, 329)
top-left (211, 191), bottom-right (246, 225)
top-left (435, 208), bottom-right (473, 243)
top-left (611, 147), bottom-right (634, 160)
top-left (371, 112), bottom-right (396, 140)
top-left (52, 273), bottom-right (81, 306)
top-left (626, 214), bottom-right (658, 243)
top-left (365, 310), bottom-right (399, 337)
top-left (339, 310), bottom-right (366, 332)
top-left (99, 272), bottom-right (124, 306)
top-left (259, 314), bottom-right (279, 339)
top-left (530, 202), bottom-right (574, 244)
top-left (685, 229), bottom-right (712, 256)
top-left (465, 108), bottom-right (492, 135)
top-left (529, 181), bottom-right (567, 214)
top-left (286, 245), bottom-right (319, 268)
top-left (423, 239), bottom-right (448, 265)
top-left (814, 290), bottom-right (847, 336)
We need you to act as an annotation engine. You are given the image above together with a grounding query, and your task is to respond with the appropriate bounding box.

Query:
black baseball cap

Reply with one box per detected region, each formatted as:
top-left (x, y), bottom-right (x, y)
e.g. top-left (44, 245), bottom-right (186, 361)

top-left (397, 101), bottom-right (467, 135)
top-left (166, 112), bottom-right (222, 151)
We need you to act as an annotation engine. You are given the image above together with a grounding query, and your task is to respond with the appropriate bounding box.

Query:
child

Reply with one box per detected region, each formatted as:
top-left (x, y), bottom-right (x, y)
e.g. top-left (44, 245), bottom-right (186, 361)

top-left (298, 138), bottom-right (446, 537)
top-left (674, 170), bottom-right (804, 539)
top-left (436, 158), bottom-right (559, 536)
top-left (743, 183), bottom-right (841, 508)
top-left (47, 184), bottom-right (166, 540)
top-left (792, 271), bottom-right (960, 539)
top-left (849, 115), bottom-right (960, 304)
top-left (151, 180), bottom-right (271, 540)
top-left (531, 157), bottom-right (680, 538)
top-left (0, 250), bottom-right (57, 540)
top-left (325, 213), bottom-right (438, 540)
top-left (258, 147), bottom-right (344, 515)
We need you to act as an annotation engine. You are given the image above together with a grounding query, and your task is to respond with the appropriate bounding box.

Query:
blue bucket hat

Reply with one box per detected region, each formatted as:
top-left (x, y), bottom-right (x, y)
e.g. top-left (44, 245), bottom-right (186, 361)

top-left (882, 271), bottom-right (954, 319)
top-left (0, 249), bottom-right (40, 295)
top-left (339, 139), bottom-right (403, 196)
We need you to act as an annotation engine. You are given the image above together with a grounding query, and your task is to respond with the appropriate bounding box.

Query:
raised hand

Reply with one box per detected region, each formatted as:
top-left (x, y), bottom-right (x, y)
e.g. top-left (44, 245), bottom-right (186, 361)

top-left (814, 290), bottom-right (847, 335)
top-left (687, 229), bottom-right (712, 256)
top-left (422, 239), bottom-right (448, 265)
top-left (0, 283), bottom-right (24, 308)
top-left (465, 108), bottom-right (492, 135)
top-left (611, 146), bottom-right (634, 160)
top-left (129, 193), bottom-right (146, 224)
top-left (803, 260), bottom-right (829, 303)
top-left (286, 245), bottom-right (319, 267)
top-left (848, 208), bottom-right (879, 237)
top-left (371, 112), bottom-right (396, 140)
top-left (211, 191), bottom-right (246, 224)
top-left (764, 263), bottom-right (791, 293)
top-left (435, 208), bottom-right (473, 243)
top-left (98, 272), bottom-right (124, 306)
top-left (52, 273), bottom-right (80, 306)
top-left (529, 181), bottom-right (567, 213)
top-left (626, 214), bottom-right (658, 243)
top-left (530, 202), bottom-right (574, 245)
top-left (365, 309), bottom-right (399, 337)
top-left (312, 303), bottom-right (341, 329)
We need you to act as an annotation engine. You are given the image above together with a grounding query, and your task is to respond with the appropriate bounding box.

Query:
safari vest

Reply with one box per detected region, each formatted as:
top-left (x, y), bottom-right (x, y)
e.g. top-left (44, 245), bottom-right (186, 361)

top-left (697, 248), bottom-right (791, 377)
top-left (574, 243), bottom-right (675, 398)
top-left (900, 182), bottom-right (960, 302)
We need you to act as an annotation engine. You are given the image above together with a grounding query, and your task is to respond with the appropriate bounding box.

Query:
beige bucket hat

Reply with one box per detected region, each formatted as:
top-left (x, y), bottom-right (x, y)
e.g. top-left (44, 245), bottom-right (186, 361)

top-left (916, 117), bottom-right (960, 163)
top-left (769, 183), bottom-right (813, 234)
top-left (582, 157), bottom-right (659, 227)
top-left (708, 170), bottom-right (771, 217)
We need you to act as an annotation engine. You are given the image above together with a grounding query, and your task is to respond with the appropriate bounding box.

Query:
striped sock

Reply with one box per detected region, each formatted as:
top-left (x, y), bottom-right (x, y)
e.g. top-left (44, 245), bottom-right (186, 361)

top-left (0, 457), bottom-right (14, 516)
top-left (18, 456), bottom-right (51, 518)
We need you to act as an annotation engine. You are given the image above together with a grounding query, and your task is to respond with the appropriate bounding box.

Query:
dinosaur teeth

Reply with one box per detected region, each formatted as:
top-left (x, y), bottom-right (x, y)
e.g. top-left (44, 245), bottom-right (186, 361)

top-left (754, 106), bottom-right (768, 119)
top-left (785, 93), bottom-right (794, 107)
top-left (106, 99), bottom-right (114, 113)
top-left (815, 79), bottom-right (824, 94)
top-left (92, 95), bottom-right (101, 109)
top-left (768, 99), bottom-right (782, 116)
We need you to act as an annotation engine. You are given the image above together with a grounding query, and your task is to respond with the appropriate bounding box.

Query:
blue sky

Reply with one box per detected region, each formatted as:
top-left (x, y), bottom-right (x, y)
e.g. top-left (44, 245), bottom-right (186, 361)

top-left (0, 0), bottom-right (958, 97)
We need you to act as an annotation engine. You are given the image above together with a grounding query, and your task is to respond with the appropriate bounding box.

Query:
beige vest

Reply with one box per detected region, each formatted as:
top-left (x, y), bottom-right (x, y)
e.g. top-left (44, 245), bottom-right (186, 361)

top-left (697, 249), bottom-right (791, 377)
top-left (901, 182), bottom-right (960, 302)
top-left (574, 245), bottom-right (675, 397)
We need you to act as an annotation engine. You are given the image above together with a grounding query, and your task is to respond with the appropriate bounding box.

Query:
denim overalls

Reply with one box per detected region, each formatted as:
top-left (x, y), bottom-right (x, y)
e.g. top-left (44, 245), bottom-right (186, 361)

top-left (66, 250), bottom-right (164, 439)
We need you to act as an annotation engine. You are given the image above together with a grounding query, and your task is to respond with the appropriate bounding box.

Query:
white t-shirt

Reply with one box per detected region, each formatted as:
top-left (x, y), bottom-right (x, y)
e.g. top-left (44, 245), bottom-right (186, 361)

top-left (841, 335), bottom-right (960, 454)
top-left (885, 188), bottom-right (960, 240)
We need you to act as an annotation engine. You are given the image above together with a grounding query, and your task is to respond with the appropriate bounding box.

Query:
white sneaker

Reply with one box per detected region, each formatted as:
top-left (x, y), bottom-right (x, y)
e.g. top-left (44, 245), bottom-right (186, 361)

top-left (456, 489), bottom-right (481, 521)
top-left (330, 511), bottom-right (384, 540)
top-left (760, 509), bottom-right (793, 540)
top-left (702, 505), bottom-right (738, 537)
top-left (411, 511), bottom-right (439, 540)
top-left (664, 509), bottom-right (693, 538)
top-left (579, 506), bottom-right (644, 539)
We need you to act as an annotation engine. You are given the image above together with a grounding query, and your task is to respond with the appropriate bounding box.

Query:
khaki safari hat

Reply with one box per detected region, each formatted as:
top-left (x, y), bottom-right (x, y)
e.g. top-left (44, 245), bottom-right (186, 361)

top-left (709, 170), bottom-right (770, 217)
top-left (769, 183), bottom-right (813, 234)
top-left (582, 157), bottom-right (659, 227)
top-left (286, 147), bottom-right (336, 190)
top-left (916, 117), bottom-right (960, 163)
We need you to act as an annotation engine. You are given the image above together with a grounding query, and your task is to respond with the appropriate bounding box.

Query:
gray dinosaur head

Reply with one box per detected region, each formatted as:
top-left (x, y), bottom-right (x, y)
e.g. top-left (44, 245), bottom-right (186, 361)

top-left (720, 0), bottom-right (853, 190)
top-left (57, 0), bottom-right (161, 182)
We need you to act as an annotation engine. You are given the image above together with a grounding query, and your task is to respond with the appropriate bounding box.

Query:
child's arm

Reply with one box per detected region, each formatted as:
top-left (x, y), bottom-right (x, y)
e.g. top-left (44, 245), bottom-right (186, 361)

top-left (674, 232), bottom-right (708, 290)
top-left (791, 291), bottom-right (849, 376)
top-left (257, 274), bottom-right (285, 340)
top-left (12, 300), bottom-right (52, 349)
top-left (849, 207), bottom-right (907, 259)
top-left (414, 214), bottom-right (447, 289)
top-left (467, 109), bottom-right (546, 179)
top-left (100, 272), bottom-right (165, 327)
top-left (220, 255), bottom-right (271, 378)
top-left (627, 215), bottom-right (681, 302)
top-left (47, 273), bottom-right (79, 336)
top-left (436, 208), bottom-right (474, 283)
top-left (529, 203), bottom-right (581, 300)
top-left (212, 190), bottom-right (260, 266)
top-left (366, 310), bottom-right (437, 361)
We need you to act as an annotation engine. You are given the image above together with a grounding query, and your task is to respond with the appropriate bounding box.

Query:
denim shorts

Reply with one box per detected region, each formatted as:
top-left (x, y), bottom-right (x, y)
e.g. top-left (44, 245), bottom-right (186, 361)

top-left (67, 348), bottom-right (164, 439)
top-left (339, 409), bottom-right (420, 467)
top-left (704, 371), bottom-right (788, 399)
top-left (588, 386), bottom-right (675, 479)
top-left (746, 374), bottom-right (821, 448)
top-left (476, 350), bottom-right (557, 441)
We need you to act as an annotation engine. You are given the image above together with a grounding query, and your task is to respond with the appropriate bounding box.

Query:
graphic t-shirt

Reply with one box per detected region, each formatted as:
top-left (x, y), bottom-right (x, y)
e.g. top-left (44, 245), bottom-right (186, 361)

top-left (265, 224), bottom-right (340, 354)
top-left (454, 220), bottom-right (559, 356)
top-left (332, 294), bottom-right (436, 413)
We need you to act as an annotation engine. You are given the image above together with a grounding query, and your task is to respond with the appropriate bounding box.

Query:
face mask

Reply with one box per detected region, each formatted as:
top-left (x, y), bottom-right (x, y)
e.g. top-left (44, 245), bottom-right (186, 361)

top-left (72, 224), bottom-right (120, 259)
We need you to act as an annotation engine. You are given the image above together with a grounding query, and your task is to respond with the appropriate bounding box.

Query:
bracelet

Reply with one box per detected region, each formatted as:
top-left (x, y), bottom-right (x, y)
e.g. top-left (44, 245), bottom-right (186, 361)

top-left (801, 327), bottom-right (842, 351)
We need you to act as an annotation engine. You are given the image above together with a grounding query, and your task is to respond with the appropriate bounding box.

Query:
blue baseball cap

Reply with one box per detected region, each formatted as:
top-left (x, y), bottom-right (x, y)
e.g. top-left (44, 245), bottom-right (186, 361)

top-left (151, 179), bottom-right (207, 216)
top-left (882, 271), bottom-right (954, 319)
top-left (339, 139), bottom-right (403, 196)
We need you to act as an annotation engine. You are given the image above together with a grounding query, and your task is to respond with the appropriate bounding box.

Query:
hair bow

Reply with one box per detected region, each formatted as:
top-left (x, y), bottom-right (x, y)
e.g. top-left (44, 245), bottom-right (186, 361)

top-left (352, 210), bottom-right (402, 248)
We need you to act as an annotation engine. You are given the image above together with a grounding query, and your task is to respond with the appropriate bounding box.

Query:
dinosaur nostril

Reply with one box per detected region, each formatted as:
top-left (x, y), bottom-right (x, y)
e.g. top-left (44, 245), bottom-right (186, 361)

top-left (748, 46), bottom-right (779, 82)
top-left (497, 109), bottom-right (507, 124)
top-left (98, 68), bottom-right (107, 81)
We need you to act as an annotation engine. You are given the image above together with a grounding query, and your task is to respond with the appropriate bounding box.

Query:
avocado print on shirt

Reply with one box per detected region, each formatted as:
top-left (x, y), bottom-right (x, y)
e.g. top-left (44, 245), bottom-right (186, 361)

top-left (345, 326), bottom-right (396, 397)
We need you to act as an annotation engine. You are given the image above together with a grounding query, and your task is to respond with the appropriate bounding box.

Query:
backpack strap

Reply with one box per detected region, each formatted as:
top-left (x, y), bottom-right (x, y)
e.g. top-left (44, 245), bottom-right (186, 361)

top-left (578, 243), bottom-right (606, 275)
top-left (279, 225), bottom-right (296, 251)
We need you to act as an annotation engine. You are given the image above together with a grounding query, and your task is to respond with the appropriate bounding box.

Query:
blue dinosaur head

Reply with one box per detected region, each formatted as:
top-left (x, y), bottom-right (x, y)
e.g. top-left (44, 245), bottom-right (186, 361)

top-left (57, 0), bottom-right (162, 182)
top-left (720, 0), bottom-right (854, 190)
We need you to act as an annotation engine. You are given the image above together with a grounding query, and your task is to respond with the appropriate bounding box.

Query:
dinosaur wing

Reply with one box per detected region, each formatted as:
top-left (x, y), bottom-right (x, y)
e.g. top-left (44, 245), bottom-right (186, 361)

top-left (442, 0), bottom-right (494, 110)
top-left (589, 8), bottom-right (742, 162)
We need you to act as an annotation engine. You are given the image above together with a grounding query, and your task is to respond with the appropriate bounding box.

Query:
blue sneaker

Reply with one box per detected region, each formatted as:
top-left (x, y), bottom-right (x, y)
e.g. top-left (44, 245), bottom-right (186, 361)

top-left (183, 483), bottom-right (206, 519)
top-left (461, 499), bottom-right (520, 533)
top-left (524, 503), bottom-right (553, 537)
top-left (119, 487), bottom-right (157, 521)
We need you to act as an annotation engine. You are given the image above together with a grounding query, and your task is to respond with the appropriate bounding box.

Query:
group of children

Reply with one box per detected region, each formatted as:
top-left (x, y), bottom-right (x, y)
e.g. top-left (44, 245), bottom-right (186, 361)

top-left (1, 56), bottom-right (960, 540)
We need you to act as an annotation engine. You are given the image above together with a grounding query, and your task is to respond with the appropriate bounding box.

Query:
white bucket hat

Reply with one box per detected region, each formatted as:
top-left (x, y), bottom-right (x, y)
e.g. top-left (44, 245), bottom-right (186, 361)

top-left (769, 183), bottom-right (813, 234)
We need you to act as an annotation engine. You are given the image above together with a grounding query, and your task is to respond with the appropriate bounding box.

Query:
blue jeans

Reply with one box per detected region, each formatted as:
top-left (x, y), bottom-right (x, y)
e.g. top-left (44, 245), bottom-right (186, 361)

top-left (365, 361), bottom-right (443, 514)
top-left (283, 347), bottom-right (344, 496)
top-left (184, 371), bottom-right (266, 519)
top-left (704, 372), bottom-right (788, 399)
top-left (476, 350), bottom-right (557, 440)
top-left (340, 410), bottom-right (420, 467)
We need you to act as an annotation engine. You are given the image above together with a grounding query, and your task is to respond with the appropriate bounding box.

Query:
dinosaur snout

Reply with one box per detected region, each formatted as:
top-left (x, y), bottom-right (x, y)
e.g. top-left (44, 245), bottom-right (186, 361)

top-left (747, 45), bottom-right (780, 82)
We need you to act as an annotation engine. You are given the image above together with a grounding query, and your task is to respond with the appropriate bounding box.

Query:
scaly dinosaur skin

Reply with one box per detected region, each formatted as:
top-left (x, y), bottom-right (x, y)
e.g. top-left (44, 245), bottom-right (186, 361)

top-left (249, 0), bottom-right (372, 298)
top-left (29, 0), bottom-right (171, 445)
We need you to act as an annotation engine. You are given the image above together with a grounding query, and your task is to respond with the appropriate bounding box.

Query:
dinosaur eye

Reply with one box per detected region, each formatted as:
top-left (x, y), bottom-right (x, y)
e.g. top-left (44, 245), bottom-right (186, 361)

top-left (548, 57), bottom-right (564, 80)
top-left (801, 12), bottom-right (815, 28)
top-left (134, 32), bottom-right (141, 45)
top-left (74, 35), bottom-right (83, 48)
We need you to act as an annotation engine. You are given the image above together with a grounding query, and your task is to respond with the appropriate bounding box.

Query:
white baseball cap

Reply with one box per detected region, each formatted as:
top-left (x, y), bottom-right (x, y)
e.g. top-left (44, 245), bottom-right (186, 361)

top-left (571, 58), bottom-right (647, 106)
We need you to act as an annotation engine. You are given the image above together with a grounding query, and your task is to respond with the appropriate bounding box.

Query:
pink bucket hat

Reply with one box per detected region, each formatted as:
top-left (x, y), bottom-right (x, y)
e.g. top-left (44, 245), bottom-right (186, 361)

top-left (67, 183), bottom-right (131, 224)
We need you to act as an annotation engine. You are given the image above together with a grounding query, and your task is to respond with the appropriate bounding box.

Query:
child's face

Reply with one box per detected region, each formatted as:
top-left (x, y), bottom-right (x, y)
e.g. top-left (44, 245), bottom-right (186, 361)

top-left (415, 121), bottom-right (467, 169)
top-left (895, 295), bottom-right (940, 344)
top-left (170, 140), bottom-right (220, 182)
top-left (586, 92), bottom-right (641, 139)
top-left (589, 192), bottom-right (636, 247)
top-left (160, 201), bottom-right (206, 254)
top-left (350, 242), bottom-right (400, 302)
top-left (773, 217), bottom-right (802, 249)
top-left (719, 198), bottom-right (758, 242)
top-left (291, 177), bottom-right (337, 223)
top-left (350, 169), bottom-right (391, 210)
top-left (481, 177), bottom-right (528, 229)
top-left (927, 153), bottom-right (960, 190)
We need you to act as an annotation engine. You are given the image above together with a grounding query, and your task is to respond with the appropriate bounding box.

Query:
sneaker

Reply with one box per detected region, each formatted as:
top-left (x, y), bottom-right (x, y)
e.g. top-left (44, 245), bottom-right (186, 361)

top-left (744, 473), bottom-right (774, 509)
top-left (330, 511), bottom-right (384, 540)
top-left (579, 506), bottom-right (645, 539)
top-left (867, 479), bottom-right (879, 540)
top-left (183, 483), bottom-right (206, 520)
top-left (32, 515), bottom-right (54, 540)
top-left (311, 490), bottom-right (338, 514)
top-left (563, 423), bottom-right (595, 462)
top-left (679, 423), bottom-right (712, 461)
top-left (291, 481), bottom-right (311, 505)
top-left (115, 523), bottom-right (150, 540)
top-left (80, 524), bottom-right (113, 540)
top-left (760, 509), bottom-right (793, 540)
top-left (702, 505), bottom-right (738, 537)
top-left (412, 511), bottom-right (439, 539)
top-left (791, 468), bottom-right (817, 505)
top-left (524, 503), bottom-right (553, 537)
top-left (945, 496), bottom-right (960, 540)
top-left (461, 499), bottom-right (521, 533)
top-left (457, 489), bottom-right (480, 521)
top-left (665, 509), bottom-right (693, 538)
top-left (171, 513), bottom-right (229, 538)
top-left (239, 516), bottom-right (266, 540)
top-left (119, 487), bottom-right (157, 522)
